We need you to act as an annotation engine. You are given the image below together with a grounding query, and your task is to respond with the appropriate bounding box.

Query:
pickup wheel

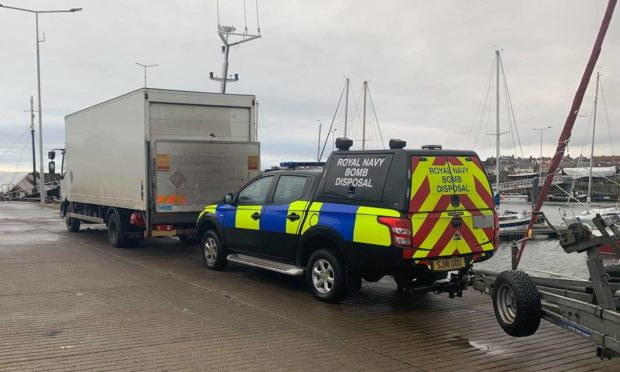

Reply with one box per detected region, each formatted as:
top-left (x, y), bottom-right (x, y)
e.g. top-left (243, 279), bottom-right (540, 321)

top-left (492, 270), bottom-right (542, 337)
top-left (202, 230), bottom-right (227, 271)
top-left (107, 213), bottom-right (127, 248)
top-left (307, 249), bottom-right (347, 303)
top-left (65, 216), bottom-right (80, 232)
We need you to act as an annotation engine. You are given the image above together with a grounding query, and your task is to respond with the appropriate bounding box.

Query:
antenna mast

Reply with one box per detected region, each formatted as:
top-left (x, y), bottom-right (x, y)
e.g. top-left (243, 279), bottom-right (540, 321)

top-left (210, 0), bottom-right (262, 93)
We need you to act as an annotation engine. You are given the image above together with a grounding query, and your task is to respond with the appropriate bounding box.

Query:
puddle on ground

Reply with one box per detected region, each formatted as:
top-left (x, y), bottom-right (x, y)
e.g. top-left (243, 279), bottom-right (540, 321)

top-left (468, 340), bottom-right (509, 356)
top-left (0, 231), bottom-right (60, 245)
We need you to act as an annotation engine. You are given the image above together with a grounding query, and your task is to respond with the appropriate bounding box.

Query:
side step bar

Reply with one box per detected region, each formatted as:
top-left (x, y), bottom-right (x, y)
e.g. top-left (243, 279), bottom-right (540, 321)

top-left (227, 254), bottom-right (305, 276)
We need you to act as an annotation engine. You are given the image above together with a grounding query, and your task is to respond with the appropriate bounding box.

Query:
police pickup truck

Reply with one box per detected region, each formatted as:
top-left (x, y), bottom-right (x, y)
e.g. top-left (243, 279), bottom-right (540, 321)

top-left (197, 139), bottom-right (499, 302)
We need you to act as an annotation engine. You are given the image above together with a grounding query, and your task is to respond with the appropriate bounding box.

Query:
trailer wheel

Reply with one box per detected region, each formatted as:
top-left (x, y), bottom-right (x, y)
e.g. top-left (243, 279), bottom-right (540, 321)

top-left (65, 216), bottom-right (80, 232)
top-left (202, 230), bottom-right (227, 270)
top-left (107, 213), bottom-right (126, 248)
top-left (492, 270), bottom-right (542, 337)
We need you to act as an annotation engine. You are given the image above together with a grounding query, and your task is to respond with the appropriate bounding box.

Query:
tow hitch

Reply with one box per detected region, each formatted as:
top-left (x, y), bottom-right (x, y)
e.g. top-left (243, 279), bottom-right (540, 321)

top-left (396, 269), bottom-right (468, 297)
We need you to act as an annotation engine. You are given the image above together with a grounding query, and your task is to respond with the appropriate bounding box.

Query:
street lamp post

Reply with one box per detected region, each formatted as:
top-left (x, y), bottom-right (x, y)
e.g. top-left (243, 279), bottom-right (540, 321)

top-left (533, 126), bottom-right (552, 179)
top-left (135, 62), bottom-right (159, 88)
top-left (0, 3), bottom-right (82, 205)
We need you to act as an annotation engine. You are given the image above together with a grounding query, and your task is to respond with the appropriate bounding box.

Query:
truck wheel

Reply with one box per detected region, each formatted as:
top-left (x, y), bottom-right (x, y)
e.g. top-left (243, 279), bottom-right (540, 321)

top-left (492, 270), bottom-right (542, 337)
top-left (65, 216), bottom-right (80, 232)
top-left (202, 230), bottom-right (227, 270)
top-left (307, 249), bottom-right (347, 303)
top-left (107, 213), bottom-right (126, 248)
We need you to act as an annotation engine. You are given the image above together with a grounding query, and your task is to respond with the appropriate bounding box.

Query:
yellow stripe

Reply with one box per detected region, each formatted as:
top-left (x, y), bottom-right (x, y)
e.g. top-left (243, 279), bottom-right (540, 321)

top-left (198, 204), bottom-right (217, 221)
top-left (419, 214), bottom-right (450, 249)
top-left (353, 207), bottom-right (400, 246)
top-left (301, 202), bottom-right (323, 234)
top-left (235, 205), bottom-right (262, 230)
top-left (286, 201), bottom-right (309, 234)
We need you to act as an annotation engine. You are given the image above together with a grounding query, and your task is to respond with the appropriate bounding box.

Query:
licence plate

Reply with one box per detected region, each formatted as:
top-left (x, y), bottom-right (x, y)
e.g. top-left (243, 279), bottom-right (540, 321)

top-left (431, 257), bottom-right (466, 271)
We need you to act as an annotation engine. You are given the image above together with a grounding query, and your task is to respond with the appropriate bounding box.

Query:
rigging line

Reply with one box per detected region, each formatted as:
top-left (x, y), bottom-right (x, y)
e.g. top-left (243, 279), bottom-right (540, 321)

top-left (501, 75), bottom-right (518, 157)
top-left (9, 136), bottom-right (29, 185)
top-left (499, 56), bottom-right (524, 157)
top-left (468, 59), bottom-right (495, 147)
top-left (482, 66), bottom-right (497, 158)
top-left (599, 80), bottom-right (615, 155)
top-left (554, 182), bottom-right (589, 207)
top-left (479, 66), bottom-right (496, 147)
top-left (471, 61), bottom-right (495, 148)
top-left (319, 82), bottom-right (346, 161)
top-left (578, 103), bottom-right (596, 157)
top-left (255, 0), bottom-right (261, 33)
top-left (216, 0), bottom-right (221, 26)
top-left (473, 67), bottom-right (493, 148)
top-left (502, 72), bottom-right (519, 158)
top-left (349, 85), bottom-right (363, 142)
top-left (366, 83), bottom-right (385, 149)
top-left (0, 127), bottom-right (30, 161)
top-left (243, 0), bottom-right (248, 33)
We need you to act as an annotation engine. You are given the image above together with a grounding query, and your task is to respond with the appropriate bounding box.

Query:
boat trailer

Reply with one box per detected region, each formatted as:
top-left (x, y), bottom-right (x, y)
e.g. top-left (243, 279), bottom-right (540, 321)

top-left (470, 212), bottom-right (620, 359)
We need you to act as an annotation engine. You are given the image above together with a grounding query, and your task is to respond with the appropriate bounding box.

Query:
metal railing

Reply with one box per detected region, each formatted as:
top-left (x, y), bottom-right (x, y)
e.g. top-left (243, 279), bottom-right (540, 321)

top-left (498, 175), bottom-right (573, 192)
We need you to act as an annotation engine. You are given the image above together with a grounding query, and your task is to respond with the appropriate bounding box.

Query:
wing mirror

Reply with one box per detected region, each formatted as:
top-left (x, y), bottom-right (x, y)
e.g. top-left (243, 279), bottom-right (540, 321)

top-left (48, 161), bottom-right (56, 174)
top-left (224, 193), bottom-right (234, 205)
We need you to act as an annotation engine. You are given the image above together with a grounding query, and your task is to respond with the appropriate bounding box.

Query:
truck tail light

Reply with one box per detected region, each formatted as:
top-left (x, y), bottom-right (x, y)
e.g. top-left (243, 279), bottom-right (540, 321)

top-left (154, 224), bottom-right (175, 231)
top-left (378, 217), bottom-right (413, 257)
top-left (129, 211), bottom-right (146, 228)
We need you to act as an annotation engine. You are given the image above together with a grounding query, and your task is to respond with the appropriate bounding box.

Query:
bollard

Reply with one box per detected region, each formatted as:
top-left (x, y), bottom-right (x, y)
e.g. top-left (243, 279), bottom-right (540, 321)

top-left (511, 241), bottom-right (519, 270)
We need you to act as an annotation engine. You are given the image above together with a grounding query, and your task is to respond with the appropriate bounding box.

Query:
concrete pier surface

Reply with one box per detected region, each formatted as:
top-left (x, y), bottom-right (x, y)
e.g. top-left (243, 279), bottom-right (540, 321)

top-left (0, 201), bottom-right (618, 371)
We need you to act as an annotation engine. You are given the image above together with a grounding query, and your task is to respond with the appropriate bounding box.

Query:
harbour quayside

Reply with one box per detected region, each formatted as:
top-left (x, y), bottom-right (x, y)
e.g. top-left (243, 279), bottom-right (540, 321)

top-left (1, 1), bottom-right (620, 371)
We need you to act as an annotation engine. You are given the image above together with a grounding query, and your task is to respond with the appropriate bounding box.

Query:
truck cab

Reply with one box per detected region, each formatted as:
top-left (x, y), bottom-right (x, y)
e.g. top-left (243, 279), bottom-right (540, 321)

top-left (198, 138), bottom-right (498, 302)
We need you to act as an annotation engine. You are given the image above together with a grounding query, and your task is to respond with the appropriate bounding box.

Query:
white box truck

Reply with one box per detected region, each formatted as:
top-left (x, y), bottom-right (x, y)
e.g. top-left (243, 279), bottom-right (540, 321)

top-left (58, 88), bottom-right (260, 247)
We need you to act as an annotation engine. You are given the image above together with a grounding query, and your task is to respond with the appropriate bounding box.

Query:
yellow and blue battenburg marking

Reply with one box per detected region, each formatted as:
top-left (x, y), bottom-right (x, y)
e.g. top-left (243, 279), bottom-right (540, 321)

top-left (200, 202), bottom-right (398, 247)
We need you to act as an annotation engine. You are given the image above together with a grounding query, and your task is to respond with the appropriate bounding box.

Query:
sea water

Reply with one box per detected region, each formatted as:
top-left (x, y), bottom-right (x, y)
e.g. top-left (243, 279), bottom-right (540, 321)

top-left (475, 201), bottom-right (620, 279)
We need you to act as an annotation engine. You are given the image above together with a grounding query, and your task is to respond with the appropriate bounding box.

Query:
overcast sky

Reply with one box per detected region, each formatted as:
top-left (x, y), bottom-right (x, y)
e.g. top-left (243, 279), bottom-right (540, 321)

top-left (1, 0), bottom-right (619, 172)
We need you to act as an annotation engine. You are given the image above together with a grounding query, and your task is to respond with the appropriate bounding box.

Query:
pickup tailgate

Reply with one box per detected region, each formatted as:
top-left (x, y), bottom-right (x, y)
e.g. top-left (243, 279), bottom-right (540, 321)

top-left (408, 155), bottom-right (497, 263)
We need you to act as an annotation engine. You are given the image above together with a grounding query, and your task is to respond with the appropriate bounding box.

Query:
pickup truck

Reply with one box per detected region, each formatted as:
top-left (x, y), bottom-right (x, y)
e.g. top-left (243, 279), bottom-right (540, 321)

top-left (197, 138), bottom-right (499, 302)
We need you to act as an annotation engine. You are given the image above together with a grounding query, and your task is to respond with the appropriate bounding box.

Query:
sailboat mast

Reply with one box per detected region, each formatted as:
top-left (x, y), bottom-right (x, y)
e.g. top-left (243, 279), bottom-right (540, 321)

top-left (587, 71), bottom-right (601, 207)
top-left (362, 81), bottom-right (368, 150)
top-left (30, 96), bottom-right (37, 190)
top-left (495, 50), bottom-right (501, 201)
top-left (344, 78), bottom-right (350, 138)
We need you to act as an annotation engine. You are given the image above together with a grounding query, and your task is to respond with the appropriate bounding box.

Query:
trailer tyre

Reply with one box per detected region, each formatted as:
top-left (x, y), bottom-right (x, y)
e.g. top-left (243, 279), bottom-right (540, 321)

top-left (492, 270), bottom-right (542, 337)
top-left (202, 230), bottom-right (227, 271)
top-left (107, 213), bottom-right (126, 248)
top-left (65, 216), bottom-right (80, 232)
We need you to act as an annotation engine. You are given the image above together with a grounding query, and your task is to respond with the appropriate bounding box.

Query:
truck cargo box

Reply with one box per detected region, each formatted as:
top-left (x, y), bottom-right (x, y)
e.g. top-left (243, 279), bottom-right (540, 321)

top-left (61, 88), bottom-right (260, 244)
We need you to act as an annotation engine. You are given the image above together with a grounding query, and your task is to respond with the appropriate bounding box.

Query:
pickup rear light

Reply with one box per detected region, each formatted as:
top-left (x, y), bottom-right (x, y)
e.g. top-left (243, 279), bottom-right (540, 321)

top-left (378, 217), bottom-right (413, 258)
